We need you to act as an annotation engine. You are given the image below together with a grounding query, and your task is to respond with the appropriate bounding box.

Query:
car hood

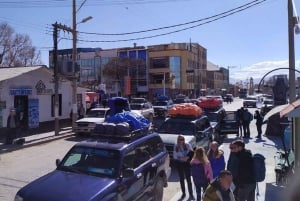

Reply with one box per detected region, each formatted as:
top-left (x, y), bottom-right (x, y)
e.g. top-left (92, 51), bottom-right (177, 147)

top-left (158, 133), bottom-right (196, 145)
top-left (18, 170), bottom-right (115, 201)
top-left (76, 118), bottom-right (105, 123)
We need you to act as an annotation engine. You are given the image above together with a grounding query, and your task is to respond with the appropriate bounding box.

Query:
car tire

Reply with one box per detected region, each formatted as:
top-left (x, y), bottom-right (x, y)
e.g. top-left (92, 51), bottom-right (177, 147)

top-left (153, 177), bottom-right (164, 201)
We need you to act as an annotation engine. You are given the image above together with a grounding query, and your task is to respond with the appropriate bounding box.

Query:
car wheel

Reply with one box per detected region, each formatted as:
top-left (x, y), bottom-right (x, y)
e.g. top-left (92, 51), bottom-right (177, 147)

top-left (153, 177), bottom-right (164, 201)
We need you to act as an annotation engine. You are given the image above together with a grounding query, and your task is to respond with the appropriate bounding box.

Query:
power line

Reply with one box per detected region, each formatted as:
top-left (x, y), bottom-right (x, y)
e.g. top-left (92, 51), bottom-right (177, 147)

top-left (79, 0), bottom-right (266, 36)
top-left (74, 0), bottom-right (267, 43)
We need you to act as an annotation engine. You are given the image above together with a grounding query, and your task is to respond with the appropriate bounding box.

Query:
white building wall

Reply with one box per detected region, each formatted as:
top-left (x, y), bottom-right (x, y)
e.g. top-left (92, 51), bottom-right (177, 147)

top-left (0, 67), bottom-right (86, 128)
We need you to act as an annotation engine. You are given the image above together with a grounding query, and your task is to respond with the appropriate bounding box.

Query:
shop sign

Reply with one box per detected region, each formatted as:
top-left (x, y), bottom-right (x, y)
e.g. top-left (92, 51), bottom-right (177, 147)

top-left (10, 87), bottom-right (32, 96)
top-left (35, 80), bottom-right (53, 95)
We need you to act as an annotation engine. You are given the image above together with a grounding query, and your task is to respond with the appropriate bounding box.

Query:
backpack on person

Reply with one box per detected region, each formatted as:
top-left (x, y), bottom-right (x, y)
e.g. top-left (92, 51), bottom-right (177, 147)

top-left (253, 153), bottom-right (266, 182)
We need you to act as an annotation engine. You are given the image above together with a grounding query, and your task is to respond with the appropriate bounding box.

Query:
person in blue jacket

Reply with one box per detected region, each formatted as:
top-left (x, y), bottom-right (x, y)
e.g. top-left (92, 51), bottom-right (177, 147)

top-left (207, 141), bottom-right (226, 178)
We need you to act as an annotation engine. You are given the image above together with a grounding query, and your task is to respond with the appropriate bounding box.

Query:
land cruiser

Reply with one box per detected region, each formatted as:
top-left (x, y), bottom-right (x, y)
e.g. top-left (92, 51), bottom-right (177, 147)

top-left (156, 115), bottom-right (213, 159)
top-left (15, 130), bottom-right (171, 201)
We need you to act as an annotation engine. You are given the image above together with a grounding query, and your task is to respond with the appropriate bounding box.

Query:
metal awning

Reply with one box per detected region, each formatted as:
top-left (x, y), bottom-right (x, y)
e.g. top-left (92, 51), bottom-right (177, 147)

top-left (280, 99), bottom-right (300, 118)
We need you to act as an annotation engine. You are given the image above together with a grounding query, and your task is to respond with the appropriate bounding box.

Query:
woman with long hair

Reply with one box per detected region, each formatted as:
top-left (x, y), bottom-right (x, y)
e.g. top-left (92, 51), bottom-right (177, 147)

top-left (207, 141), bottom-right (226, 178)
top-left (173, 135), bottom-right (195, 200)
top-left (190, 147), bottom-right (213, 201)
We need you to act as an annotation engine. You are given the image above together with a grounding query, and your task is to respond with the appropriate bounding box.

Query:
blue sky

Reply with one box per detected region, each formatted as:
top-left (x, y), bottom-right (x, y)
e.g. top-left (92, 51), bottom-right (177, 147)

top-left (0, 0), bottom-right (300, 82)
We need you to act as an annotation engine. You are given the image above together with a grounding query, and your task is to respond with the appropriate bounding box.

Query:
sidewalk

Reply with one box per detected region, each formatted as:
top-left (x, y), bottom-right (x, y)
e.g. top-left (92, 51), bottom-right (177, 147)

top-left (0, 127), bottom-right (75, 154)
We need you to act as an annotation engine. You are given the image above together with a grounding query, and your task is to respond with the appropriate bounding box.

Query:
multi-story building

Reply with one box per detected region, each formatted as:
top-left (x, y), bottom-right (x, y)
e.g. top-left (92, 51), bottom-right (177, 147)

top-left (206, 61), bottom-right (228, 95)
top-left (49, 42), bottom-right (214, 100)
top-left (148, 43), bottom-right (207, 100)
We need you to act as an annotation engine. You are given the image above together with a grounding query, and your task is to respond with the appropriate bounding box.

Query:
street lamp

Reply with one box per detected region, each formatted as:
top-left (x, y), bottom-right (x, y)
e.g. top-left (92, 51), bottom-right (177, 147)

top-left (71, 0), bottom-right (93, 131)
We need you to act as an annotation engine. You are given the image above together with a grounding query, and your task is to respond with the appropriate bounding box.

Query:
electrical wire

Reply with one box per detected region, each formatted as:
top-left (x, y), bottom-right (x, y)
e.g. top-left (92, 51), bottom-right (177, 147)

top-left (79, 0), bottom-right (266, 36)
top-left (74, 0), bottom-right (267, 43)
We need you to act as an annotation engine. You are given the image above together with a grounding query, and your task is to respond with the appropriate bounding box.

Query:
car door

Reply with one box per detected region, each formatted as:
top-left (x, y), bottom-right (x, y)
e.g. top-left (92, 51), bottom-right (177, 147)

top-left (121, 142), bottom-right (153, 201)
top-left (220, 111), bottom-right (239, 135)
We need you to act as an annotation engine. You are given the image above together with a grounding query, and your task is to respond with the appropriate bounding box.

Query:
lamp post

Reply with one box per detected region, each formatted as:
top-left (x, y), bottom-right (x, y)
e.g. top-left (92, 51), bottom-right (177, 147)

top-left (71, 0), bottom-right (92, 131)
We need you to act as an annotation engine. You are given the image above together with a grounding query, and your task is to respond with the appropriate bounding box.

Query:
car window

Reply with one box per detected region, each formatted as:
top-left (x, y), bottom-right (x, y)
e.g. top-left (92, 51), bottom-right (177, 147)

top-left (130, 104), bottom-right (142, 110)
top-left (158, 121), bottom-right (194, 135)
top-left (224, 112), bottom-right (237, 121)
top-left (60, 146), bottom-right (119, 178)
top-left (87, 110), bottom-right (107, 118)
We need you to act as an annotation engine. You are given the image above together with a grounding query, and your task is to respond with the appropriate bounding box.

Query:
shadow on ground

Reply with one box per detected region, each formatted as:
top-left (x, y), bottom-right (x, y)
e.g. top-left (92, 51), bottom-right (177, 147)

top-left (264, 182), bottom-right (285, 201)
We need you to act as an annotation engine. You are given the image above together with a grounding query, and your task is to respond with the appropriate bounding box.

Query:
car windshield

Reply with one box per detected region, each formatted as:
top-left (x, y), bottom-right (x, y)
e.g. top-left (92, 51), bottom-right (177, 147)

top-left (130, 104), bottom-right (143, 110)
top-left (131, 99), bottom-right (145, 103)
top-left (245, 97), bottom-right (257, 100)
top-left (158, 121), bottom-right (195, 135)
top-left (86, 110), bottom-right (107, 118)
top-left (263, 100), bottom-right (273, 104)
top-left (59, 146), bottom-right (120, 178)
top-left (153, 101), bottom-right (168, 106)
top-left (205, 112), bottom-right (218, 122)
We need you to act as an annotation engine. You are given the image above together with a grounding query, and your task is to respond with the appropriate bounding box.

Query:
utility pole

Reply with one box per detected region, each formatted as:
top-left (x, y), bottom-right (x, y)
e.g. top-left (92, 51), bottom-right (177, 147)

top-left (72, 0), bottom-right (78, 131)
top-left (52, 23), bottom-right (59, 136)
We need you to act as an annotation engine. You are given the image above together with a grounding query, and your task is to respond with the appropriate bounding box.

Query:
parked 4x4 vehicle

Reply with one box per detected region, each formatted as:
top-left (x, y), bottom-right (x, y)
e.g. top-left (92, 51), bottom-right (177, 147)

top-left (243, 96), bottom-right (257, 108)
top-left (74, 107), bottom-right (110, 135)
top-left (130, 101), bottom-right (155, 122)
top-left (152, 99), bottom-right (174, 117)
top-left (156, 115), bottom-right (213, 159)
top-left (15, 131), bottom-right (171, 201)
top-left (203, 107), bottom-right (226, 143)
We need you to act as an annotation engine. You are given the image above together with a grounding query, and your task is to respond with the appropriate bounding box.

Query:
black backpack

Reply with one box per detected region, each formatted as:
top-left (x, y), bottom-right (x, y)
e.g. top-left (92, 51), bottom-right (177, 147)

top-left (253, 153), bottom-right (266, 182)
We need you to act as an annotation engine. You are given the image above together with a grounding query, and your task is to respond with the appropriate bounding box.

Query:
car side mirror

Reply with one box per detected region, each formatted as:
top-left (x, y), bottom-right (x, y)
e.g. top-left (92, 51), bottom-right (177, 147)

top-left (122, 168), bottom-right (135, 178)
top-left (55, 159), bottom-right (61, 167)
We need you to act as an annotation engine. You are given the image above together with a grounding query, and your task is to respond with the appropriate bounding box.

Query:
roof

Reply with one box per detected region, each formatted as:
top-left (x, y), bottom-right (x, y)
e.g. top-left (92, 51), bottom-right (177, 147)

top-left (0, 66), bottom-right (51, 82)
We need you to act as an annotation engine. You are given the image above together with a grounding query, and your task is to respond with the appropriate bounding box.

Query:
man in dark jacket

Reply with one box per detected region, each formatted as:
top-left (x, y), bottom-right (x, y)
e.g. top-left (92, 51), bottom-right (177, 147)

top-left (203, 170), bottom-right (236, 201)
top-left (232, 140), bottom-right (256, 201)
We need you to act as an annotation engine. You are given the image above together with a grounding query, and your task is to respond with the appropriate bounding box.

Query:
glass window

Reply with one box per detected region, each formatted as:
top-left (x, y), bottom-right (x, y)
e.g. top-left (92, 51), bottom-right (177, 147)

top-left (170, 56), bottom-right (181, 88)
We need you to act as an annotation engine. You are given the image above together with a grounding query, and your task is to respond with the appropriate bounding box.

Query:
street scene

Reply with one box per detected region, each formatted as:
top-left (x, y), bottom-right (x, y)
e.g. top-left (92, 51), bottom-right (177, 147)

top-left (0, 98), bottom-right (293, 201)
top-left (1, 1), bottom-right (300, 201)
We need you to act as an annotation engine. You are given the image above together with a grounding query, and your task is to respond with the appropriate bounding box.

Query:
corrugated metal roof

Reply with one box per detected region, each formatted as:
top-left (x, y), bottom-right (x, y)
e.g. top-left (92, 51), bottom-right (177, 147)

top-left (0, 66), bottom-right (50, 82)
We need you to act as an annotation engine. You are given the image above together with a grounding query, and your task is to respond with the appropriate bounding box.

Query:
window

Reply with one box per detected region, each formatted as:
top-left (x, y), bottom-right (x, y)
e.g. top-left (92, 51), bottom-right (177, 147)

top-left (150, 57), bottom-right (169, 68)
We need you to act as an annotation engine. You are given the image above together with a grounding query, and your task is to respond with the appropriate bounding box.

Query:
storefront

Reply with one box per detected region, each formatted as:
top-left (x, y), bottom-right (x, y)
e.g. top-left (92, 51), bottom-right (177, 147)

top-left (0, 66), bottom-right (86, 131)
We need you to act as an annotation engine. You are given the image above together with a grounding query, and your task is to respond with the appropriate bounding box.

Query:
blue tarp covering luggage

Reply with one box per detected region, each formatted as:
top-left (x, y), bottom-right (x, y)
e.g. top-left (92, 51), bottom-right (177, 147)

top-left (105, 111), bottom-right (150, 130)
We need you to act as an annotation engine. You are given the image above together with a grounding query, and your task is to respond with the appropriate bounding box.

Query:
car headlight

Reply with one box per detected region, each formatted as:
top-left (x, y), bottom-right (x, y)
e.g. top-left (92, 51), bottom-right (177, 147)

top-left (14, 194), bottom-right (23, 201)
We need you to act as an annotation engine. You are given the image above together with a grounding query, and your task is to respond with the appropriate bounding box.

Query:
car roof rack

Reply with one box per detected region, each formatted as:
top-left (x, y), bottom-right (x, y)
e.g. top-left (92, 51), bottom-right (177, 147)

top-left (92, 127), bottom-right (151, 142)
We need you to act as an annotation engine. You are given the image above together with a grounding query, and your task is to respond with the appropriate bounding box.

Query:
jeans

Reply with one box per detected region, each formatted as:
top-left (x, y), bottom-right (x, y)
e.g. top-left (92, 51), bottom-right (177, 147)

top-left (176, 161), bottom-right (193, 196)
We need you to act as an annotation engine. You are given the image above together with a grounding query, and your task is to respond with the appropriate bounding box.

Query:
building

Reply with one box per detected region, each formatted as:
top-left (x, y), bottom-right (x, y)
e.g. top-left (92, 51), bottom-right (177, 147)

top-left (206, 61), bottom-right (227, 95)
top-left (0, 66), bottom-right (86, 134)
top-left (148, 43), bottom-right (207, 100)
top-left (50, 42), bottom-right (230, 101)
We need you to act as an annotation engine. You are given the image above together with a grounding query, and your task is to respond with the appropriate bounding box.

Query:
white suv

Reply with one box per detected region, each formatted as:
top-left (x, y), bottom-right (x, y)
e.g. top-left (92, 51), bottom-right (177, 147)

top-left (75, 107), bottom-right (110, 135)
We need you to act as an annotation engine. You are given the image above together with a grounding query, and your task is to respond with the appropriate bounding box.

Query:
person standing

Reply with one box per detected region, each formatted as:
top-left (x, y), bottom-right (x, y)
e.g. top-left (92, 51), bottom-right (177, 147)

top-left (232, 140), bottom-right (256, 201)
top-left (78, 103), bottom-right (85, 119)
top-left (190, 147), bottom-right (213, 201)
top-left (6, 109), bottom-right (19, 144)
top-left (236, 108), bottom-right (243, 137)
top-left (202, 170), bottom-right (236, 201)
top-left (242, 109), bottom-right (253, 138)
top-left (254, 110), bottom-right (263, 139)
top-left (207, 141), bottom-right (226, 179)
top-left (173, 135), bottom-right (195, 200)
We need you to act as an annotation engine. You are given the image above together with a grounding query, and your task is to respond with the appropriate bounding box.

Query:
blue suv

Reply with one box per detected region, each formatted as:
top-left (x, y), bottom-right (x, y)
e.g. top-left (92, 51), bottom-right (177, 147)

top-left (14, 131), bottom-right (171, 201)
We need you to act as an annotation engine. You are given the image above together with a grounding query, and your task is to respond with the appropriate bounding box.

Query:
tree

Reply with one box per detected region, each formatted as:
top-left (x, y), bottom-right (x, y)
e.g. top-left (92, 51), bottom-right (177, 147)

top-left (0, 22), bottom-right (42, 67)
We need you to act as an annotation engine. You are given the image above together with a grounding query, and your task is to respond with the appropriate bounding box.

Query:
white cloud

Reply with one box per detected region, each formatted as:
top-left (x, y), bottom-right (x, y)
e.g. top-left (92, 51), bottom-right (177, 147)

top-left (230, 60), bottom-right (300, 83)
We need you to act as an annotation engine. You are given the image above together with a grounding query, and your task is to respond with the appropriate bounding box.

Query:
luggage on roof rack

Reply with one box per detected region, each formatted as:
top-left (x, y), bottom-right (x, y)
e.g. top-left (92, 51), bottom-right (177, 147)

top-left (168, 103), bottom-right (202, 117)
top-left (92, 124), bottom-right (150, 141)
top-left (198, 98), bottom-right (222, 110)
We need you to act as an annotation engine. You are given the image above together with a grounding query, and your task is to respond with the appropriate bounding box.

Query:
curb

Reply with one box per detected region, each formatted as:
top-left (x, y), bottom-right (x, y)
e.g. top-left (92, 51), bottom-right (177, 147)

top-left (0, 132), bottom-right (75, 154)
